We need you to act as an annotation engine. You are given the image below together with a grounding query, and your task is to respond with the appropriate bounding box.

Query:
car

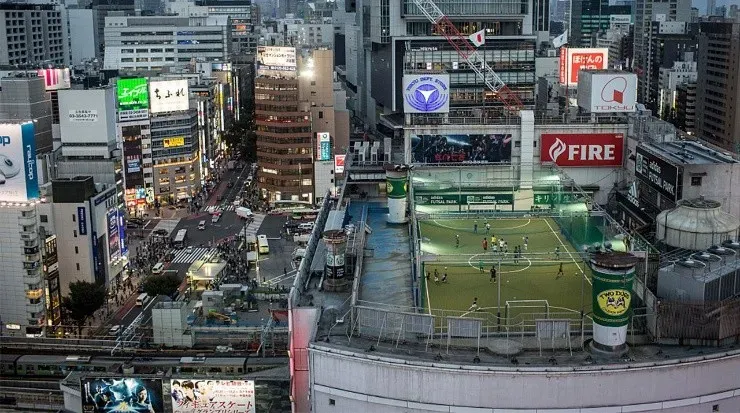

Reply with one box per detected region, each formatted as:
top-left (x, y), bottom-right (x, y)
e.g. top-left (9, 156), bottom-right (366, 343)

top-left (154, 229), bottom-right (168, 236)
top-left (108, 325), bottom-right (122, 336)
top-left (185, 246), bottom-right (194, 254)
top-left (126, 222), bottom-right (140, 229)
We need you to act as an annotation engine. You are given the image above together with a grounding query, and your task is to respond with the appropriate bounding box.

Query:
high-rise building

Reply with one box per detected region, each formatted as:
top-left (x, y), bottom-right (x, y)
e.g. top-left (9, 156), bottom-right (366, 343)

top-left (707, 0), bottom-right (716, 16)
top-left (67, 8), bottom-right (98, 66)
top-left (254, 46), bottom-right (314, 202)
top-left (644, 21), bottom-right (697, 114)
top-left (0, 75), bottom-right (54, 154)
top-left (695, 21), bottom-right (740, 153)
top-left (657, 54), bottom-right (697, 120)
top-left (0, 2), bottom-right (69, 67)
top-left (91, 0), bottom-right (135, 59)
top-left (103, 16), bottom-right (230, 72)
top-left (571, 0), bottom-right (631, 47)
top-left (150, 109), bottom-right (202, 205)
top-left (674, 81), bottom-right (696, 134)
top-left (633, 0), bottom-right (691, 100)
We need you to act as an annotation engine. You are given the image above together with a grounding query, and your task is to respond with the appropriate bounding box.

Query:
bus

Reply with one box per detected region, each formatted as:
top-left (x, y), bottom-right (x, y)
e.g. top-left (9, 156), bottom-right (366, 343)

top-left (290, 209), bottom-right (320, 221)
top-left (257, 234), bottom-right (270, 254)
top-left (269, 200), bottom-right (313, 215)
top-left (136, 293), bottom-right (150, 307)
top-left (173, 229), bottom-right (188, 249)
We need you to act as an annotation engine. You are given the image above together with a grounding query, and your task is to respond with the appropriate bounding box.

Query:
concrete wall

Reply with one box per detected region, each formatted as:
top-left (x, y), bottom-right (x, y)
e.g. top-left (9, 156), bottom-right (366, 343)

top-left (681, 163), bottom-right (740, 220)
top-left (309, 346), bottom-right (740, 412)
top-left (53, 202), bottom-right (96, 296)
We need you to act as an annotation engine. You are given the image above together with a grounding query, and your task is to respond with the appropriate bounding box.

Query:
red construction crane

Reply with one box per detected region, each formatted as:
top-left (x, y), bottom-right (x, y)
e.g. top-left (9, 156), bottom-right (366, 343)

top-left (412, 0), bottom-right (524, 112)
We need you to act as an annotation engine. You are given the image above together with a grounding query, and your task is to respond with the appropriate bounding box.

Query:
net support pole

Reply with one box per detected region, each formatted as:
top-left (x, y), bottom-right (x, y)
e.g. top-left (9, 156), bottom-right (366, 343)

top-left (497, 257), bottom-right (502, 332)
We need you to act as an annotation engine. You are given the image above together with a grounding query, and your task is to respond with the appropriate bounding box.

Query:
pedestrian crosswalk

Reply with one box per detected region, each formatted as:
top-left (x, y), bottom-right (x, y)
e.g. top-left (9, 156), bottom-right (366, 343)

top-left (170, 247), bottom-right (218, 264)
top-left (242, 214), bottom-right (265, 237)
top-left (151, 219), bottom-right (180, 236)
top-left (204, 204), bottom-right (237, 213)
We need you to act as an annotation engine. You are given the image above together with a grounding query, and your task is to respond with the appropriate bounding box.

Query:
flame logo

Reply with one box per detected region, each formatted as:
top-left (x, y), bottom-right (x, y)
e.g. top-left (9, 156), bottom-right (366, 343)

top-left (548, 138), bottom-right (567, 163)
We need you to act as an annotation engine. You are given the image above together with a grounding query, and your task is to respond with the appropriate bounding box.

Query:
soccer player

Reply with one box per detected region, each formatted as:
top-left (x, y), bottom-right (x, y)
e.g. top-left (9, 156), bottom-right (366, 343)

top-left (499, 237), bottom-right (505, 250)
top-left (556, 263), bottom-right (564, 279)
top-left (455, 234), bottom-right (460, 248)
top-left (434, 268), bottom-right (439, 279)
top-left (523, 236), bottom-right (529, 251)
top-left (491, 235), bottom-right (497, 246)
top-left (555, 246), bottom-right (561, 259)
top-left (434, 274), bottom-right (440, 284)
top-left (468, 297), bottom-right (479, 311)
top-left (473, 221), bottom-right (478, 233)
top-left (482, 238), bottom-right (488, 251)
top-left (441, 273), bottom-right (448, 283)
top-left (479, 259), bottom-right (484, 273)
top-left (490, 266), bottom-right (497, 283)
top-left (485, 223), bottom-right (491, 234)
top-left (425, 271), bottom-right (430, 282)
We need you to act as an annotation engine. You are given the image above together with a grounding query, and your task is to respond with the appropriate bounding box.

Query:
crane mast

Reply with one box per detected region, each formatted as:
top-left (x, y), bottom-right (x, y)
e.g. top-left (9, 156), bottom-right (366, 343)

top-left (411, 0), bottom-right (524, 111)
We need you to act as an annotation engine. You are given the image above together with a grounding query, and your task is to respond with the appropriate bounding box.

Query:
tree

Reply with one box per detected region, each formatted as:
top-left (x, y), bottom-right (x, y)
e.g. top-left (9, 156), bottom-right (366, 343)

top-left (63, 281), bottom-right (106, 336)
top-left (142, 273), bottom-right (181, 298)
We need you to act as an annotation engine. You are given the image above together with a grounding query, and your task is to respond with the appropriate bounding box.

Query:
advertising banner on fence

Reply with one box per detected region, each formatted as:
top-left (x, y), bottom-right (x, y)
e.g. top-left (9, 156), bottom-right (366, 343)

top-left (414, 193), bottom-right (514, 205)
top-left (540, 133), bottom-right (623, 167)
top-left (635, 146), bottom-right (680, 200)
top-left (402, 74), bottom-right (450, 114)
top-left (256, 46), bottom-right (297, 71)
top-left (558, 48), bottom-right (609, 86)
top-left (117, 78), bottom-right (150, 121)
top-left (81, 377), bottom-right (164, 413)
top-left (411, 134), bottom-right (512, 164)
top-left (149, 80), bottom-right (189, 113)
top-left (170, 379), bottom-right (255, 413)
top-left (0, 122), bottom-right (39, 202)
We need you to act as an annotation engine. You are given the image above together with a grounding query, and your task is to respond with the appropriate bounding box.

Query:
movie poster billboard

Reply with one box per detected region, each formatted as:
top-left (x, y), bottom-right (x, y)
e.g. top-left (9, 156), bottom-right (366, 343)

top-left (107, 209), bottom-right (120, 262)
top-left (170, 379), bottom-right (255, 413)
top-left (410, 134), bottom-right (512, 164)
top-left (81, 378), bottom-right (164, 413)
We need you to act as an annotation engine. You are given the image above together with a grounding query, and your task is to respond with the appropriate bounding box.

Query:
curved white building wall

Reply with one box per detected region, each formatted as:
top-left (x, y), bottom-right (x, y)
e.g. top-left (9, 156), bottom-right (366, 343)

top-left (309, 346), bottom-right (740, 412)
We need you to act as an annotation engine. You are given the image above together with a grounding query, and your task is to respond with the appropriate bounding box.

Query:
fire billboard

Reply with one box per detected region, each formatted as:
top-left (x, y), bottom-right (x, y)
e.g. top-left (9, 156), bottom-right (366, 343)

top-left (0, 122), bottom-right (39, 202)
top-left (256, 46), bottom-right (297, 71)
top-left (37, 68), bottom-right (71, 91)
top-left (635, 146), bottom-right (680, 201)
top-left (122, 125), bottom-right (145, 190)
top-left (149, 80), bottom-right (189, 113)
top-left (410, 134), bottom-right (512, 164)
top-left (402, 74), bottom-right (450, 114)
top-left (316, 132), bottom-right (331, 161)
top-left (577, 71), bottom-right (638, 113)
top-left (559, 48), bottom-right (609, 86)
top-left (81, 377), bottom-right (164, 413)
top-left (540, 133), bottom-right (624, 167)
top-left (170, 379), bottom-right (255, 413)
top-left (334, 154), bottom-right (346, 173)
top-left (117, 77), bottom-right (150, 121)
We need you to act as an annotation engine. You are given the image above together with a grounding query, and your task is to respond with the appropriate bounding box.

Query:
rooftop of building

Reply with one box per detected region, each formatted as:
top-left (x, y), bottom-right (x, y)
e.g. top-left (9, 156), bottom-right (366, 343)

top-left (641, 139), bottom-right (739, 165)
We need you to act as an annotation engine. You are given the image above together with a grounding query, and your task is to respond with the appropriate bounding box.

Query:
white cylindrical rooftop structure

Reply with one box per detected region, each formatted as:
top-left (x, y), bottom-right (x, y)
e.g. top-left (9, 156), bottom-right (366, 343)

top-left (656, 197), bottom-right (740, 251)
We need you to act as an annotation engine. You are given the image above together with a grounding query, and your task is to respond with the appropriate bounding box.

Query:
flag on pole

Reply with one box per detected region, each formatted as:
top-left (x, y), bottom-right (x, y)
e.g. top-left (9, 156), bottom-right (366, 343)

top-left (469, 29), bottom-right (486, 47)
top-left (552, 30), bottom-right (568, 48)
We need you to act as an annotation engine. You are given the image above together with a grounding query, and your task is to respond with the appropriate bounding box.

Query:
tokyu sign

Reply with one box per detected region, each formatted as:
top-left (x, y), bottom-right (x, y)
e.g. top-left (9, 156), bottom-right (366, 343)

top-left (540, 133), bottom-right (623, 167)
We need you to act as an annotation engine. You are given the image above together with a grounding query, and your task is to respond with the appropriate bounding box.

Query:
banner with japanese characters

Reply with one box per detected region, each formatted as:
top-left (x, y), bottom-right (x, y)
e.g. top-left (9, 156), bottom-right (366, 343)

top-left (149, 79), bottom-right (190, 113)
top-left (558, 48), bottom-right (609, 86)
top-left (170, 380), bottom-right (255, 413)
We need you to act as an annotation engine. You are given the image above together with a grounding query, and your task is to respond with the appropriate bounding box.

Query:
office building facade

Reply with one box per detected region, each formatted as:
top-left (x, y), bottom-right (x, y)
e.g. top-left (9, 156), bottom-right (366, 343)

top-left (0, 2), bottom-right (68, 67)
top-left (0, 75), bottom-right (54, 154)
top-left (150, 110), bottom-right (202, 204)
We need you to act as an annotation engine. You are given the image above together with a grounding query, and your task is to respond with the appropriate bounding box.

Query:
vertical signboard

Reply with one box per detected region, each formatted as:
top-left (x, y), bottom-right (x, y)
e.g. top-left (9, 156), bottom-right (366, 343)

top-left (316, 132), bottom-right (331, 161)
top-left (634, 146), bottom-right (680, 201)
top-left (0, 123), bottom-right (39, 202)
top-left (171, 379), bottom-right (255, 413)
top-left (118, 210), bottom-right (127, 256)
top-left (117, 77), bottom-right (150, 121)
top-left (122, 125), bottom-right (145, 191)
top-left (334, 154), bottom-right (346, 173)
top-left (77, 207), bottom-right (87, 235)
top-left (36, 68), bottom-right (71, 91)
top-left (81, 378), bottom-right (164, 413)
top-left (149, 80), bottom-right (190, 113)
top-left (107, 209), bottom-right (120, 262)
top-left (558, 48), bottom-right (609, 86)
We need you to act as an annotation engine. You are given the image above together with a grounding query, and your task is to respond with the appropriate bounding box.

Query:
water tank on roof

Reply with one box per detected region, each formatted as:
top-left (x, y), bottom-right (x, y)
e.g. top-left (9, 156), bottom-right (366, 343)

top-left (656, 197), bottom-right (740, 251)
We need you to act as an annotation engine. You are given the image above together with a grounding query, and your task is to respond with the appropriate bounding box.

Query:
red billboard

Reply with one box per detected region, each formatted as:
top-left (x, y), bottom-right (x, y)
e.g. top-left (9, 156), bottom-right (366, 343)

top-left (558, 48), bottom-right (609, 86)
top-left (540, 133), bottom-right (623, 167)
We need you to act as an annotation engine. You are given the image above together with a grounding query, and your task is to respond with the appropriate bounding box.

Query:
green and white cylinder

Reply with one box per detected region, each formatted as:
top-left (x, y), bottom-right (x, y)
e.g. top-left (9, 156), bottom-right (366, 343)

top-left (386, 169), bottom-right (408, 224)
top-left (590, 252), bottom-right (638, 353)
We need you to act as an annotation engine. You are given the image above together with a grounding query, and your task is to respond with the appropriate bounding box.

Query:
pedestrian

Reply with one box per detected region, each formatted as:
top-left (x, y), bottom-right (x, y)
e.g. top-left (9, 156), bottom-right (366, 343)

top-left (556, 262), bottom-right (564, 279)
top-left (490, 266), bottom-right (497, 283)
top-left (455, 234), bottom-right (460, 248)
top-left (482, 238), bottom-right (488, 251)
top-left (479, 259), bottom-right (484, 273)
top-left (468, 297), bottom-right (479, 312)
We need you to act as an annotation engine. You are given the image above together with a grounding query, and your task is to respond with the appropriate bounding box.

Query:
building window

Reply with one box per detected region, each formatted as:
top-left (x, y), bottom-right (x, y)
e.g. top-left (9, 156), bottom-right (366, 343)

top-left (73, 230), bottom-right (77, 237)
top-left (690, 176), bottom-right (702, 186)
top-left (75, 246), bottom-right (78, 254)
top-left (319, 111), bottom-right (323, 119)
top-left (328, 399), bottom-right (335, 406)
top-left (72, 214), bottom-right (76, 222)
top-left (40, 214), bottom-right (48, 223)
top-left (76, 263), bottom-right (80, 271)
top-left (713, 404), bottom-right (719, 412)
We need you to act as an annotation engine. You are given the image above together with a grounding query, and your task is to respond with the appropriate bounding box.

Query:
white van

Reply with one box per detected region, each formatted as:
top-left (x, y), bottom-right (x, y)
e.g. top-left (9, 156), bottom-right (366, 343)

top-left (108, 325), bottom-right (122, 336)
top-left (298, 222), bottom-right (314, 231)
top-left (211, 214), bottom-right (220, 223)
top-left (198, 220), bottom-right (206, 230)
top-left (151, 262), bottom-right (164, 274)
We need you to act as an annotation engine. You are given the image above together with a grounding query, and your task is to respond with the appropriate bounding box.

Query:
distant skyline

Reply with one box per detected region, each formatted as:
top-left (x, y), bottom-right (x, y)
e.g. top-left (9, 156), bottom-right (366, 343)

top-left (692, 0), bottom-right (737, 12)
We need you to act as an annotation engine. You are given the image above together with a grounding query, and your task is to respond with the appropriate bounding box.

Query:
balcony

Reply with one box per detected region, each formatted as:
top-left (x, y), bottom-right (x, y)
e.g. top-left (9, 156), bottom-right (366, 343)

top-left (17, 213), bottom-right (36, 226)
top-left (26, 300), bottom-right (44, 314)
top-left (24, 269), bottom-right (42, 283)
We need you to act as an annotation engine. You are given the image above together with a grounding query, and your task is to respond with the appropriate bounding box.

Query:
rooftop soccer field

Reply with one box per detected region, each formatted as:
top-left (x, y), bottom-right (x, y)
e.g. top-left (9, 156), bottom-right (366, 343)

top-left (418, 217), bottom-right (593, 325)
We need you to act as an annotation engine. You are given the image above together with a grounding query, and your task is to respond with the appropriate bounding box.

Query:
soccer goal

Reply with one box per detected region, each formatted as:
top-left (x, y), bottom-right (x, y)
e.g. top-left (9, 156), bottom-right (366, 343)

top-left (466, 201), bottom-right (507, 214)
top-left (504, 300), bottom-right (550, 328)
